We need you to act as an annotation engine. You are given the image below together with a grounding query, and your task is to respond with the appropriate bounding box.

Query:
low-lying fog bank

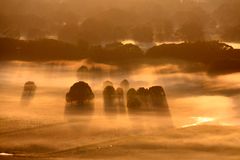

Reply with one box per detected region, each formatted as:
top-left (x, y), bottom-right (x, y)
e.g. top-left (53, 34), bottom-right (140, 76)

top-left (0, 61), bottom-right (239, 127)
top-left (0, 61), bottom-right (239, 159)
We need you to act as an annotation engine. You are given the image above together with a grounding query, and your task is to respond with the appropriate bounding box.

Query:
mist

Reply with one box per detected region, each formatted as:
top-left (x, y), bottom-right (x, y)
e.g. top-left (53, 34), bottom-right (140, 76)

top-left (1, 0), bottom-right (240, 159)
top-left (1, 0), bottom-right (240, 43)
top-left (0, 61), bottom-right (240, 159)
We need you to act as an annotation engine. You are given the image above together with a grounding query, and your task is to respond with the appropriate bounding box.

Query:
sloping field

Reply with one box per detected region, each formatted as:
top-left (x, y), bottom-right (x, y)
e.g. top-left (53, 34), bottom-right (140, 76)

top-left (1, 116), bottom-right (240, 160)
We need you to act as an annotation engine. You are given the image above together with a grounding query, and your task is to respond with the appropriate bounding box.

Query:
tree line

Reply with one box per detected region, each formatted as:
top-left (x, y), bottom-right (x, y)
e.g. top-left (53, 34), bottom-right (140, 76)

top-left (0, 38), bottom-right (239, 75)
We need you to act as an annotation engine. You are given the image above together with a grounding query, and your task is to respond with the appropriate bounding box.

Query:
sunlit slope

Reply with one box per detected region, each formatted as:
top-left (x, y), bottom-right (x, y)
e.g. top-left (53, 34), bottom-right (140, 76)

top-left (1, 117), bottom-right (240, 160)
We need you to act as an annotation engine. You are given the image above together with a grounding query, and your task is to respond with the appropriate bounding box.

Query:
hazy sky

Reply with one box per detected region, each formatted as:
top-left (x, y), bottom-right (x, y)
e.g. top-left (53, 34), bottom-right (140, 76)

top-left (0, 0), bottom-right (239, 42)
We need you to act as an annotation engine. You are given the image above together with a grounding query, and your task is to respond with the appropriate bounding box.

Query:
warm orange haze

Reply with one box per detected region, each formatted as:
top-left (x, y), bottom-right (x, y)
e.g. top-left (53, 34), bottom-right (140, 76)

top-left (0, 0), bottom-right (240, 160)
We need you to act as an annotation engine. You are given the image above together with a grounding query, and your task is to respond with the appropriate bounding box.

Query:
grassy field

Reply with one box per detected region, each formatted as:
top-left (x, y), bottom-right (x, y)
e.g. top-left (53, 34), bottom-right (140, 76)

top-left (1, 115), bottom-right (240, 160)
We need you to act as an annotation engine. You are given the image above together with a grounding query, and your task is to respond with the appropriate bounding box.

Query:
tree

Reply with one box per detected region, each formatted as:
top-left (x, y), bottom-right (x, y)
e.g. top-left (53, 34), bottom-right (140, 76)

top-left (66, 81), bottom-right (94, 104)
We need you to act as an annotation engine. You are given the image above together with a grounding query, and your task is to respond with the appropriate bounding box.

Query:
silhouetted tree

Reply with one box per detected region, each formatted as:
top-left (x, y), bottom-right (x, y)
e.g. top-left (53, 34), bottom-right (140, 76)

top-left (103, 86), bottom-right (117, 113)
top-left (77, 65), bottom-right (89, 79)
top-left (137, 87), bottom-right (149, 109)
top-left (1, 38), bottom-right (240, 75)
top-left (0, 38), bottom-right (84, 61)
top-left (147, 41), bottom-right (234, 62)
top-left (22, 81), bottom-right (37, 99)
top-left (89, 42), bottom-right (144, 65)
top-left (116, 88), bottom-right (124, 104)
top-left (66, 81), bottom-right (94, 104)
top-left (127, 88), bottom-right (141, 112)
top-left (65, 81), bottom-right (94, 115)
top-left (117, 87), bottom-right (127, 113)
top-left (208, 59), bottom-right (240, 75)
top-left (120, 79), bottom-right (129, 91)
top-left (148, 86), bottom-right (169, 112)
top-left (103, 80), bottom-right (113, 88)
top-left (89, 66), bottom-right (104, 79)
top-left (77, 65), bottom-right (88, 73)
top-left (21, 81), bottom-right (37, 106)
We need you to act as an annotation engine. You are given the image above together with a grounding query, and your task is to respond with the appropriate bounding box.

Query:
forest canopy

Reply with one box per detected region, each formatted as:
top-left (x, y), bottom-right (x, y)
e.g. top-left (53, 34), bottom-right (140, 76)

top-left (0, 38), bottom-right (239, 76)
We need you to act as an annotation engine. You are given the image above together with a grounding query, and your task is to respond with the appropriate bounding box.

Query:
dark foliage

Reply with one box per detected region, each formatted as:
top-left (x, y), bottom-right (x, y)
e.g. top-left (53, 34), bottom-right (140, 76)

top-left (0, 38), bottom-right (83, 61)
top-left (89, 42), bottom-right (144, 65)
top-left (137, 87), bottom-right (149, 108)
top-left (22, 81), bottom-right (37, 99)
top-left (148, 86), bottom-right (167, 107)
top-left (103, 81), bottom-right (113, 89)
top-left (146, 41), bottom-right (240, 75)
top-left (127, 88), bottom-right (141, 111)
top-left (65, 81), bottom-right (95, 115)
top-left (103, 86), bottom-right (117, 113)
top-left (0, 38), bottom-right (240, 75)
top-left (120, 79), bottom-right (130, 91)
top-left (66, 81), bottom-right (94, 104)
top-left (116, 87), bottom-right (124, 104)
